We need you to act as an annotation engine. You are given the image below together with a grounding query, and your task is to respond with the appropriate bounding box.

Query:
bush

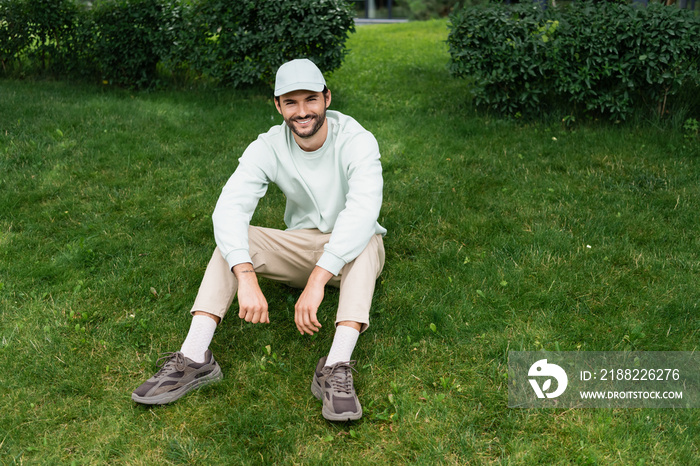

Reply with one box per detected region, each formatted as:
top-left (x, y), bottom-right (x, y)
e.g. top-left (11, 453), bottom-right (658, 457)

top-left (90, 0), bottom-right (171, 88)
top-left (0, 0), bottom-right (80, 75)
top-left (0, 0), bottom-right (30, 72)
top-left (173, 0), bottom-right (355, 87)
top-left (447, 2), bottom-right (700, 120)
top-left (0, 0), bottom-right (355, 89)
top-left (448, 3), bottom-right (550, 115)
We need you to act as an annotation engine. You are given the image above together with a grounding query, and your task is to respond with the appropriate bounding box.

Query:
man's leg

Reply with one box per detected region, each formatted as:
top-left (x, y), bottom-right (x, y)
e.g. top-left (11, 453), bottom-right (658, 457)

top-left (325, 322), bottom-right (361, 367)
top-left (312, 234), bottom-right (385, 421)
top-left (131, 247), bottom-right (234, 405)
top-left (178, 247), bottom-right (237, 362)
top-left (328, 233), bottom-right (386, 359)
top-left (179, 313), bottom-right (219, 363)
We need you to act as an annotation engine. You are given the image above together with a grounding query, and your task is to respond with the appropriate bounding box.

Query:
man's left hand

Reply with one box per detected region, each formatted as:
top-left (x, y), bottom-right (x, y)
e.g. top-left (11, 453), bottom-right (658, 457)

top-left (295, 266), bottom-right (333, 335)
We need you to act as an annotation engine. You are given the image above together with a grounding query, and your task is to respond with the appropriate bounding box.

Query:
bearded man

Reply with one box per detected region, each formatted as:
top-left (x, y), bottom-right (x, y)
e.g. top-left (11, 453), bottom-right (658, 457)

top-left (132, 59), bottom-right (386, 422)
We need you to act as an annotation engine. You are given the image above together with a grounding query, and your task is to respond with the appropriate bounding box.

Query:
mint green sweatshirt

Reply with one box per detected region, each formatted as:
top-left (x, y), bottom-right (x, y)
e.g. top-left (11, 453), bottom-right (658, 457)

top-left (212, 110), bottom-right (386, 276)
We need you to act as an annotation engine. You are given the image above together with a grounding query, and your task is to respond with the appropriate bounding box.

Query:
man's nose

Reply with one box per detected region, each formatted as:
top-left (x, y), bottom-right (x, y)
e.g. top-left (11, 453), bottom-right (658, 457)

top-left (298, 102), bottom-right (313, 117)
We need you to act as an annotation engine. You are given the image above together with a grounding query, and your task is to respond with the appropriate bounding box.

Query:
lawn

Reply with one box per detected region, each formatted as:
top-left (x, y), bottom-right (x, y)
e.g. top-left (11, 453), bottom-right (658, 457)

top-left (1, 19), bottom-right (699, 464)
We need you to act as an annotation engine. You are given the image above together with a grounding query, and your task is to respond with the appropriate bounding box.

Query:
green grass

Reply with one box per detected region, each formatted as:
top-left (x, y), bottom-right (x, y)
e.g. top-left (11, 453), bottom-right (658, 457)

top-left (1, 19), bottom-right (699, 464)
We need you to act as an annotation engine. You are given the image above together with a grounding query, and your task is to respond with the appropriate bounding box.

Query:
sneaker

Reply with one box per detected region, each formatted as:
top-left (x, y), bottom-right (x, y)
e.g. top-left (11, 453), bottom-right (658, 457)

top-left (131, 350), bottom-right (222, 405)
top-left (311, 356), bottom-right (362, 421)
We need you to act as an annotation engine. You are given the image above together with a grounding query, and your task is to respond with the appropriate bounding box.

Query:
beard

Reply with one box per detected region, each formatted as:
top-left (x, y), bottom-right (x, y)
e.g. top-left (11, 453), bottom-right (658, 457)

top-left (285, 108), bottom-right (327, 140)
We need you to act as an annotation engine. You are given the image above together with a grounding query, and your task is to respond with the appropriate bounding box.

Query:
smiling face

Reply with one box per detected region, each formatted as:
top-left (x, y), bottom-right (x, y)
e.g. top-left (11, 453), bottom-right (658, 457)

top-left (275, 88), bottom-right (332, 152)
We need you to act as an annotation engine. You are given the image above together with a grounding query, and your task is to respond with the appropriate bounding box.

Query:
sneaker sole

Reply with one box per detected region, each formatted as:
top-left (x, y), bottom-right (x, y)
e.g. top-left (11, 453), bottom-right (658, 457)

top-left (322, 405), bottom-right (362, 422)
top-left (132, 365), bottom-right (223, 405)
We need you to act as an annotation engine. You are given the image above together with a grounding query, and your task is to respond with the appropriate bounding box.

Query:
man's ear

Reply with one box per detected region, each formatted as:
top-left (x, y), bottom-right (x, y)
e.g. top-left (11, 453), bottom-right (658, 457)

top-left (274, 97), bottom-right (282, 115)
top-left (324, 89), bottom-right (332, 109)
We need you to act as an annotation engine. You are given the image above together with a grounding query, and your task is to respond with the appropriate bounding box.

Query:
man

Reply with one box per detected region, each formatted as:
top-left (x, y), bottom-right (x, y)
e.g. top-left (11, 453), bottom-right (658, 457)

top-left (131, 59), bottom-right (386, 422)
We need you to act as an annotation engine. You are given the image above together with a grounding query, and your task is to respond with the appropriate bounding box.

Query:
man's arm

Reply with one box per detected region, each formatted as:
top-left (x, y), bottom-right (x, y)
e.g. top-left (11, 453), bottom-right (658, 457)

top-left (213, 140), bottom-right (274, 270)
top-left (316, 132), bottom-right (385, 275)
top-left (233, 263), bottom-right (269, 324)
top-left (294, 266), bottom-right (333, 335)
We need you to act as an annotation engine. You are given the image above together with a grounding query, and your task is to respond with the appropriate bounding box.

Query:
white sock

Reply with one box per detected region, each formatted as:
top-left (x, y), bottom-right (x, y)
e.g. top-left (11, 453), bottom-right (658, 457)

top-left (325, 325), bottom-right (360, 367)
top-left (180, 314), bottom-right (217, 363)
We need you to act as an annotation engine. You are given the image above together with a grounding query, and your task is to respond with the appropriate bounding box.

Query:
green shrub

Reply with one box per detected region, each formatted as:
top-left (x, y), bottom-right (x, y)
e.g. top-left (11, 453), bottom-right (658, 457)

top-left (447, 2), bottom-right (700, 120)
top-left (1, 0), bottom-right (355, 89)
top-left (0, 0), bottom-right (30, 72)
top-left (173, 0), bottom-right (355, 87)
top-left (24, 0), bottom-right (79, 71)
top-left (90, 0), bottom-right (171, 88)
top-left (0, 0), bottom-right (80, 75)
top-left (448, 3), bottom-right (550, 115)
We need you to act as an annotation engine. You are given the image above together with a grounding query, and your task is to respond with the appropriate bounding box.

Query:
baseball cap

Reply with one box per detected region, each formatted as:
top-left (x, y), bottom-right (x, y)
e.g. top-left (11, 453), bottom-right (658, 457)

top-left (274, 59), bottom-right (326, 97)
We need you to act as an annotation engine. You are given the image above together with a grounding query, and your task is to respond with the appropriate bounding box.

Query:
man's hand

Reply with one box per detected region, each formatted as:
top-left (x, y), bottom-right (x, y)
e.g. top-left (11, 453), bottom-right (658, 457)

top-left (295, 266), bottom-right (333, 335)
top-left (233, 263), bottom-right (269, 324)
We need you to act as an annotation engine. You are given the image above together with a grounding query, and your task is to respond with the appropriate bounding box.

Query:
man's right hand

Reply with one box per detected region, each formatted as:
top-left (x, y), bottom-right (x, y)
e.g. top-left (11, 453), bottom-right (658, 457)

top-left (233, 263), bottom-right (269, 324)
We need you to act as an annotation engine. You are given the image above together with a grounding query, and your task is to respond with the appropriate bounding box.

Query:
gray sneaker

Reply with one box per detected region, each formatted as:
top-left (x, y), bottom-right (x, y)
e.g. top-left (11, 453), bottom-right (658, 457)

top-left (131, 350), bottom-right (222, 405)
top-left (311, 356), bottom-right (362, 421)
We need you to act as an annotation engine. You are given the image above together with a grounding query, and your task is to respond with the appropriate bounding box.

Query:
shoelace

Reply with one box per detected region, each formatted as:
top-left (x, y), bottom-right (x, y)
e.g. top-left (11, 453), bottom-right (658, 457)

top-left (153, 352), bottom-right (186, 378)
top-left (324, 360), bottom-right (357, 395)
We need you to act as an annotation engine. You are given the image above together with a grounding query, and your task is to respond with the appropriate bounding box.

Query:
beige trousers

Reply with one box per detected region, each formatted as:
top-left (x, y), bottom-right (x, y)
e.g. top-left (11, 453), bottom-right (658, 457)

top-left (191, 226), bottom-right (385, 331)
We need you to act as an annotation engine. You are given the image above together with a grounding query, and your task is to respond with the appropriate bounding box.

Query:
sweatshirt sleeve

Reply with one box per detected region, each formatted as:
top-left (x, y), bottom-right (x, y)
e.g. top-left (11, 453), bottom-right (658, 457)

top-left (212, 140), bottom-right (274, 270)
top-left (316, 132), bottom-right (384, 275)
